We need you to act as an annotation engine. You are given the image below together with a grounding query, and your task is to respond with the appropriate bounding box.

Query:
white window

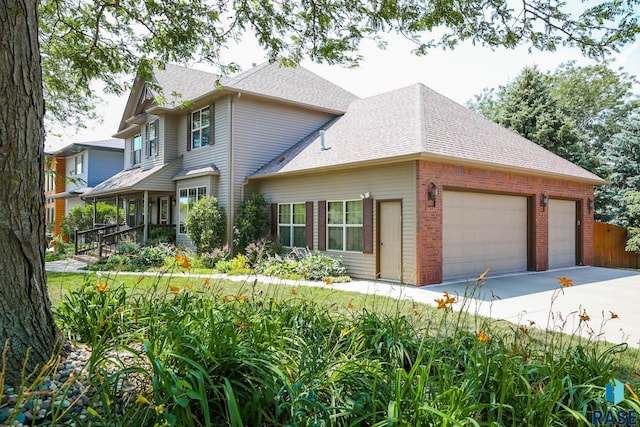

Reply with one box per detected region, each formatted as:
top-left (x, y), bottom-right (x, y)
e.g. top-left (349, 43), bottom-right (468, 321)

top-left (327, 200), bottom-right (363, 252)
top-left (278, 203), bottom-right (306, 247)
top-left (132, 134), bottom-right (142, 165)
top-left (191, 107), bottom-right (211, 149)
top-left (147, 121), bottom-right (157, 157)
top-left (74, 154), bottom-right (84, 175)
top-left (179, 186), bottom-right (207, 234)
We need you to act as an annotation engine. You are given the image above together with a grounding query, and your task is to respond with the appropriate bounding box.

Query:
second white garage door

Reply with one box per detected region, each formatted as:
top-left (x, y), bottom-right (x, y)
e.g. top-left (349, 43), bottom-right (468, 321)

top-left (443, 191), bottom-right (528, 280)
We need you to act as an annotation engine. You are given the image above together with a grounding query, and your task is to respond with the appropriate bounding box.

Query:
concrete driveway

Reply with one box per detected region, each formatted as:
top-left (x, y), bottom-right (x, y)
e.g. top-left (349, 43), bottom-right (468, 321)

top-left (337, 266), bottom-right (640, 348)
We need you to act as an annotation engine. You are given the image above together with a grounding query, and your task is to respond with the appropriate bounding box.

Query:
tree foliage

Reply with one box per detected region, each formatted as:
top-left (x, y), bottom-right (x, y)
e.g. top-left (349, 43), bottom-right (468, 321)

top-left (38, 0), bottom-right (640, 128)
top-left (549, 61), bottom-right (640, 153)
top-left (60, 202), bottom-right (124, 236)
top-left (186, 197), bottom-right (226, 254)
top-left (468, 66), bottom-right (590, 168)
top-left (601, 115), bottom-right (640, 225)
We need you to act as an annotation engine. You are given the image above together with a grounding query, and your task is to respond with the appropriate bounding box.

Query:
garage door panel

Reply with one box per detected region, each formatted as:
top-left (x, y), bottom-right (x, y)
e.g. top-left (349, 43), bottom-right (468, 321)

top-left (443, 192), bottom-right (528, 280)
top-left (548, 199), bottom-right (576, 268)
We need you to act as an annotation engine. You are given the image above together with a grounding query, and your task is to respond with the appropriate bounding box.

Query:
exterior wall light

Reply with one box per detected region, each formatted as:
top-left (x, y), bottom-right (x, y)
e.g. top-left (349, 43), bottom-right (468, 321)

top-left (428, 183), bottom-right (439, 201)
top-left (588, 198), bottom-right (594, 212)
top-left (360, 191), bottom-right (371, 199)
top-left (541, 194), bottom-right (549, 209)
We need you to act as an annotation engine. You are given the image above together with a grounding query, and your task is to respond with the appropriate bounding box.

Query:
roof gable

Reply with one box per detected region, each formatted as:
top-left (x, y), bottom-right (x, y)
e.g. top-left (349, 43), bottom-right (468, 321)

top-left (252, 83), bottom-right (605, 184)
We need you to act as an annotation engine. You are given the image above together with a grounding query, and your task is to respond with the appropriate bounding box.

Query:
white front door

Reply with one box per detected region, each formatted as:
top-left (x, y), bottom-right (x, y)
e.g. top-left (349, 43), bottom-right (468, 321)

top-left (548, 199), bottom-right (576, 268)
top-left (160, 197), bottom-right (169, 224)
top-left (379, 201), bottom-right (402, 281)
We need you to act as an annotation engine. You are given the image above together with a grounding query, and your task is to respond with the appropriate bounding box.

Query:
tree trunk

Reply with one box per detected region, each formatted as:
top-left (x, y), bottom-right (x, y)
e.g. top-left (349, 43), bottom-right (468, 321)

top-left (0, 0), bottom-right (61, 385)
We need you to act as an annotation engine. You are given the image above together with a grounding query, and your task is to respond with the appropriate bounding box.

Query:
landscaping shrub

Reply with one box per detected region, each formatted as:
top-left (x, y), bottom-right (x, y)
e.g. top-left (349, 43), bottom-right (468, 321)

top-left (132, 242), bottom-right (177, 268)
top-left (148, 226), bottom-right (176, 245)
top-left (256, 250), bottom-right (348, 281)
top-left (199, 244), bottom-right (231, 268)
top-left (214, 254), bottom-right (251, 275)
top-left (234, 193), bottom-right (269, 252)
top-left (60, 202), bottom-right (124, 237)
top-left (244, 236), bottom-right (284, 267)
top-left (185, 196), bottom-right (226, 254)
top-left (115, 240), bottom-right (141, 255)
top-left (47, 277), bottom-right (635, 427)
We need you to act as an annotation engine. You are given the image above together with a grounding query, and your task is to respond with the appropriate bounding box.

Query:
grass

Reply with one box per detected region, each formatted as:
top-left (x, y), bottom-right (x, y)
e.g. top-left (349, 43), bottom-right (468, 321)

top-left (15, 269), bottom-right (638, 425)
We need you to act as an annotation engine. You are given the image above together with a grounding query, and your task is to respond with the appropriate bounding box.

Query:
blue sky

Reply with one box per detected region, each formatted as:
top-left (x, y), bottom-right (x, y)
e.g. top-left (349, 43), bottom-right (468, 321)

top-left (45, 32), bottom-right (640, 150)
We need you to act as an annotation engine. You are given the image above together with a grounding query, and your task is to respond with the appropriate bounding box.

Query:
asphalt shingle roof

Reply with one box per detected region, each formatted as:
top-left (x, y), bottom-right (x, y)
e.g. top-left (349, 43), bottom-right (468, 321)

top-left (46, 139), bottom-right (124, 156)
top-left (151, 62), bottom-right (358, 112)
top-left (251, 83), bottom-right (605, 184)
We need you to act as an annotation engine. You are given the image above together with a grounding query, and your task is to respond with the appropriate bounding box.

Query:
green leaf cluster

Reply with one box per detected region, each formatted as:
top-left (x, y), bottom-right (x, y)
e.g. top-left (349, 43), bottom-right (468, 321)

top-left (185, 196), bottom-right (226, 254)
top-left (37, 1), bottom-right (640, 132)
top-left (60, 202), bottom-right (124, 236)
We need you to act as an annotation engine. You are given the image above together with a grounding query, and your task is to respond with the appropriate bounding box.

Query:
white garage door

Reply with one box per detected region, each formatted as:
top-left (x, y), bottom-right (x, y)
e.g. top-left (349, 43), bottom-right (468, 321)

top-left (548, 199), bottom-right (576, 269)
top-left (443, 191), bottom-right (528, 280)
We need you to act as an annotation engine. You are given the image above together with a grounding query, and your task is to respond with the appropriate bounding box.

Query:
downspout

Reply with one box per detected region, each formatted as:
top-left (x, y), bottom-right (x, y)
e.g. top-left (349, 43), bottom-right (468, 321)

top-left (115, 194), bottom-right (119, 232)
top-left (227, 93), bottom-right (240, 250)
top-left (143, 191), bottom-right (149, 243)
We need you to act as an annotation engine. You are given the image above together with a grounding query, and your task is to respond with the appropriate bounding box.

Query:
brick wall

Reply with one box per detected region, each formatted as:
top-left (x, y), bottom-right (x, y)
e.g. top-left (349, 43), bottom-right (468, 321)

top-left (415, 160), bottom-right (596, 285)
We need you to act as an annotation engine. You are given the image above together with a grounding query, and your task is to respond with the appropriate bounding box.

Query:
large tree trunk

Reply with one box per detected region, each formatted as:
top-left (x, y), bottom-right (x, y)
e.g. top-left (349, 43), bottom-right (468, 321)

top-left (0, 0), bottom-right (61, 385)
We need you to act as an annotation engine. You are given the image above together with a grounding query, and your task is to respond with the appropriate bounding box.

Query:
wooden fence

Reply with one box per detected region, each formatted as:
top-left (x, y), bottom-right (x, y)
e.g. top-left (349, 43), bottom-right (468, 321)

top-left (594, 221), bottom-right (640, 269)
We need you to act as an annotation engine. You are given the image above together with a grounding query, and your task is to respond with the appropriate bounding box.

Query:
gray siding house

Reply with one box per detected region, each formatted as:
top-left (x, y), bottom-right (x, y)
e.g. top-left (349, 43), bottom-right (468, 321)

top-left (85, 62), bottom-right (604, 285)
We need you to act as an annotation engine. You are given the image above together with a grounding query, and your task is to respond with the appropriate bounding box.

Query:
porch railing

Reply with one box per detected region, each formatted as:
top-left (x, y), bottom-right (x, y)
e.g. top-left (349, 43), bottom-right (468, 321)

top-left (96, 225), bottom-right (145, 258)
top-left (74, 224), bottom-right (122, 256)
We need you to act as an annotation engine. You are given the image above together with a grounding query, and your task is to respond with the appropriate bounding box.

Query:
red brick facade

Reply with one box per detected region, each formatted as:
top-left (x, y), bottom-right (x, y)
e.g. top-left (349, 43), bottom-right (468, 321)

top-left (415, 160), bottom-right (595, 286)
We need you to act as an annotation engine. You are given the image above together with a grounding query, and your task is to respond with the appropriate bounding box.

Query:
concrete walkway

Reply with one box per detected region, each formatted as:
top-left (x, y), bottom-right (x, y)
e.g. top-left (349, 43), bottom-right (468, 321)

top-left (45, 260), bottom-right (640, 347)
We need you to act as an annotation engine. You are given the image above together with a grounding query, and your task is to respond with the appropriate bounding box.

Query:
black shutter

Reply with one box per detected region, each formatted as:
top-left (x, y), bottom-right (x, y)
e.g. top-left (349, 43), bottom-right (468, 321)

top-left (270, 203), bottom-right (278, 237)
top-left (305, 201), bottom-right (314, 249)
top-left (318, 201), bottom-right (326, 251)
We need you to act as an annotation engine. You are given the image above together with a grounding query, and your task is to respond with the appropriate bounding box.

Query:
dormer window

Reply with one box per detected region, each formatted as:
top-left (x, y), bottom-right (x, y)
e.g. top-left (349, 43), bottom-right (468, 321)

top-left (132, 134), bottom-right (142, 165)
top-left (189, 106), bottom-right (213, 150)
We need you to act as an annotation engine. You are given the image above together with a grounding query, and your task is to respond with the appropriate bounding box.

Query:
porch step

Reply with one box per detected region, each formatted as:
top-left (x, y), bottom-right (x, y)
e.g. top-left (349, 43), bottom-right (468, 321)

top-left (72, 254), bottom-right (99, 264)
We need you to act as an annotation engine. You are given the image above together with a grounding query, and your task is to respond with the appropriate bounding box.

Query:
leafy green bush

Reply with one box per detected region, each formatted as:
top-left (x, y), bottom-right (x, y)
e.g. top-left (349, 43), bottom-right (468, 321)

top-left (199, 244), bottom-right (230, 268)
top-left (148, 226), bottom-right (176, 245)
top-left (215, 254), bottom-right (251, 275)
top-left (186, 196), bottom-right (226, 254)
top-left (256, 250), bottom-right (348, 281)
top-left (61, 202), bottom-right (124, 236)
top-left (244, 236), bottom-right (284, 267)
top-left (298, 252), bottom-right (347, 280)
top-left (234, 193), bottom-right (269, 252)
top-left (115, 240), bottom-right (141, 255)
top-left (50, 279), bottom-right (630, 427)
top-left (131, 243), bottom-right (177, 268)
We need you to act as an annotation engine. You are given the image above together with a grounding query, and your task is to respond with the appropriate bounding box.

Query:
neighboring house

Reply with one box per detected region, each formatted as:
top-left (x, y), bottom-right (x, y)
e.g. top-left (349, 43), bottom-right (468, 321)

top-left (45, 139), bottom-right (125, 235)
top-left (85, 62), bottom-right (605, 285)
